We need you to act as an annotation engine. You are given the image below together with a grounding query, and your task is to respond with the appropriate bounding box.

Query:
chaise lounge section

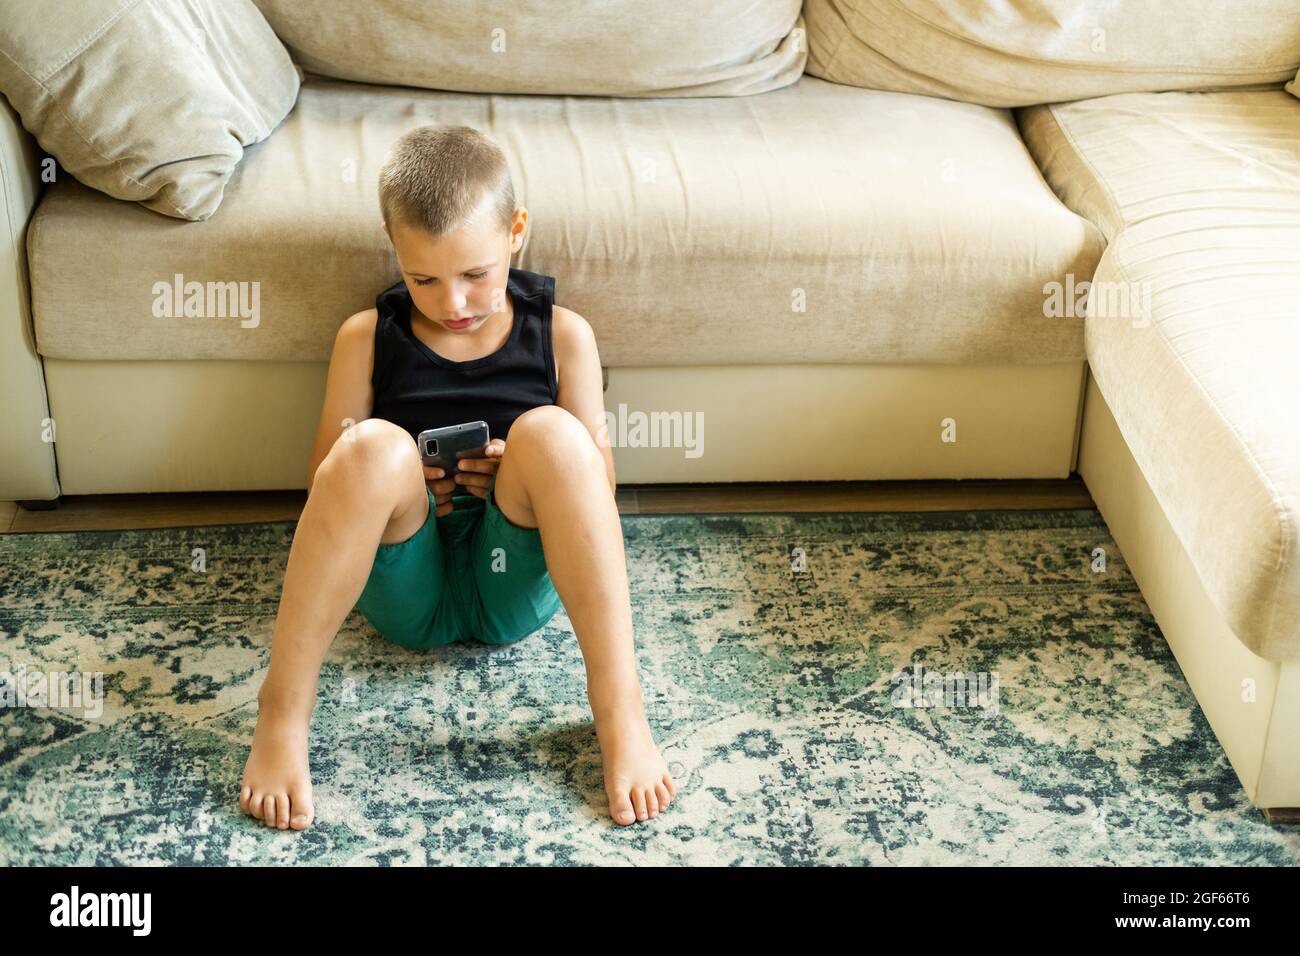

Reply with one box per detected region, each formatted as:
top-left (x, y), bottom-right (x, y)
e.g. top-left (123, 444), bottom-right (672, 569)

top-left (1020, 88), bottom-right (1300, 815)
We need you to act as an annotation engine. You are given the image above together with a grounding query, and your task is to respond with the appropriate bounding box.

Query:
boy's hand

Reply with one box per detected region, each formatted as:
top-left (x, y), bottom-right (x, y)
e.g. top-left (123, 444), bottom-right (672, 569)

top-left (451, 439), bottom-right (506, 499)
top-left (422, 465), bottom-right (458, 517)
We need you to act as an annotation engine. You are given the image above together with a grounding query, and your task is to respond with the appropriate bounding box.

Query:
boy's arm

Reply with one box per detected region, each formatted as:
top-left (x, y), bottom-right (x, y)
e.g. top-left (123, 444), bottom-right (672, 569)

top-left (306, 309), bottom-right (377, 496)
top-left (552, 306), bottom-right (616, 495)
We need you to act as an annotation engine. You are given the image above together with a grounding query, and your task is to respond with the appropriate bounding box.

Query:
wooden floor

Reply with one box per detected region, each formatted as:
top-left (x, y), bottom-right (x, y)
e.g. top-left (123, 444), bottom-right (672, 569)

top-left (2, 478), bottom-right (1094, 533)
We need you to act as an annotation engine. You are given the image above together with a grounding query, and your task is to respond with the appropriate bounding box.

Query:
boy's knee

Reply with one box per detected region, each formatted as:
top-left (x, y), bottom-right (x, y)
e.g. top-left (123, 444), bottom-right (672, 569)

top-left (509, 405), bottom-right (596, 461)
top-left (321, 418), bottom-right (420, 483)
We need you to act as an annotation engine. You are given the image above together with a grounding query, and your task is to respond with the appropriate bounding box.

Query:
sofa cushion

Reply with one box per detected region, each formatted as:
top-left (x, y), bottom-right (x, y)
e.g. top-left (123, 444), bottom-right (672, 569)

top-left (28, 75), bottom-right (1101, 367)
top-left (805, 0), bottom-right (1300, 108)
top-left (252, 0), bottom-right (805, 98)
top-left (1020, 90), bottom-right (1300, 661)
top-left (1288, 68), bottom-right (1300, 100)
top-left (0, 0), bottom-right (299, 222)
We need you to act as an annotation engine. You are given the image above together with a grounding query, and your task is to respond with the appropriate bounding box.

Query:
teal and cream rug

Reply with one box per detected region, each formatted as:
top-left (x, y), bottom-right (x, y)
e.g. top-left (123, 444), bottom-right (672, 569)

top-left (0, 508), bottom-right (1296, 866)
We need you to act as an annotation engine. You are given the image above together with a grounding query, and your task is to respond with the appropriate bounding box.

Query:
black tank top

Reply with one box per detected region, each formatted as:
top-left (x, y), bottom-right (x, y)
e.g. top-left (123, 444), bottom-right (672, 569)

top-left (370, 267), bottom-right (558, 444)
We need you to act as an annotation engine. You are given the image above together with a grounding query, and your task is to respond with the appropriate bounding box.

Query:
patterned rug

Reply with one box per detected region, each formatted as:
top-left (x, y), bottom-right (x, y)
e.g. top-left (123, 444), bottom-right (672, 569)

top-left (0, 507), bottom-right (1296, 866)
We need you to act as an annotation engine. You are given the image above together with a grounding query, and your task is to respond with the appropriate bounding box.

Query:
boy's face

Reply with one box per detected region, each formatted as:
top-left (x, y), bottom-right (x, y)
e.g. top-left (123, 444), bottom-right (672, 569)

top-left (383, 201), bottom-right (527, 334)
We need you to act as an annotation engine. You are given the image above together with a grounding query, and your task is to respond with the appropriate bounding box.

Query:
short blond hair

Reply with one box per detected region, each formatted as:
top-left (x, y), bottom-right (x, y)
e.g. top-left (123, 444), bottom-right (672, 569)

top-left (377, 124), bottom-right (516, 238)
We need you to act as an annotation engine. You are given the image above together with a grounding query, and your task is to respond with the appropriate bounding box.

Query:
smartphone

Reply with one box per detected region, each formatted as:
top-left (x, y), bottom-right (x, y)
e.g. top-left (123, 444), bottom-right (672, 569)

top-left (416, 420), bottom-right (490, 476)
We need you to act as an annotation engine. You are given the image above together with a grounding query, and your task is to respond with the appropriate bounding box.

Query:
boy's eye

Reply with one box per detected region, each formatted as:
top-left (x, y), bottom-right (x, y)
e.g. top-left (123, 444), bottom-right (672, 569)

top-left (412, 271), bottom-right (488, 286)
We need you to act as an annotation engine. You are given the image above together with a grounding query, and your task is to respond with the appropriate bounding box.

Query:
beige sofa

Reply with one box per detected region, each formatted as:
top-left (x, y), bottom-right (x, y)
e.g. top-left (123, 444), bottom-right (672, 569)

top-left (2, 1), bottom-right (1298, 818)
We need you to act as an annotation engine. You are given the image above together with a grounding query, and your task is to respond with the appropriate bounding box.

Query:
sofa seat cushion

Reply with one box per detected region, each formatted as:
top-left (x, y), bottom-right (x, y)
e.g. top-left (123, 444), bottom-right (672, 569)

top-left (28, 75), bottom-right (1101, 366)
top-left (1020, 90), bottom-right (1300, 661)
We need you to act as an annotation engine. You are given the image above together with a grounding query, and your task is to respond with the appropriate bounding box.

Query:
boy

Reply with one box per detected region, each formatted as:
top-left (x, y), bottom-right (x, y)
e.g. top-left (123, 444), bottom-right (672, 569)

top-left (239, 125), bottom-right (676, 830)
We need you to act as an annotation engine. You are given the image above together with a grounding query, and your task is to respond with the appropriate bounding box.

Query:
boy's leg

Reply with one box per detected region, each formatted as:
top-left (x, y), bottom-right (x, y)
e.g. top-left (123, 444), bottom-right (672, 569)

top-left (241, 418), bottom-right (430, 830)
top-left (487, 404), bottom-right (676, 825)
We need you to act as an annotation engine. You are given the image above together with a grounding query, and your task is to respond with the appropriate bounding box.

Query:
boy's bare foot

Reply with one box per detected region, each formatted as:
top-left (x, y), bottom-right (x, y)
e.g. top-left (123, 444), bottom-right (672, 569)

top-left (239, 693), bottom-right (315, 830)
top-left (591, 694), bottom-right (676, 826)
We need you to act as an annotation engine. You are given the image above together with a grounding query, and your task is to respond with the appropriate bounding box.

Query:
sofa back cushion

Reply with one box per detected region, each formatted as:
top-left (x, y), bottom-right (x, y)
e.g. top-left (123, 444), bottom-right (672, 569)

top-left (0, 0), bottom-right (299, 221)
top-left (805, 0), bottom-right (1300, 107)
top-left (251, 0), bottom-right (805, 96)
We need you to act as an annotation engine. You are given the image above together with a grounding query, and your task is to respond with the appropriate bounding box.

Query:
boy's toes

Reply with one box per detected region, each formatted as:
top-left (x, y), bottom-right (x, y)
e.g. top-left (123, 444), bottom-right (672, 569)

top-left (608, 785), bottom-right (637, 826)
top-left (644, 788), bottom-right (660, 817)
top-left (289, 785), bottom-right (314, 829)
top-left (275, 792), bottom-right (292, 828)
top-left (656, 782), bottom-right (671, 810)
top-left (632, 788), bottom-right (648, 822)
top-left (262, 794), bottom-right (278, 827)
top-left (239, 785), bottom-right (251, 814)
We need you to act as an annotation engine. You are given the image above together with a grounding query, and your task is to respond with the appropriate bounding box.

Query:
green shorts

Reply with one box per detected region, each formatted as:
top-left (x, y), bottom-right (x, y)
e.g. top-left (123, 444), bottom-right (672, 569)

top-left (355, 474), bottom-right (562, 650)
